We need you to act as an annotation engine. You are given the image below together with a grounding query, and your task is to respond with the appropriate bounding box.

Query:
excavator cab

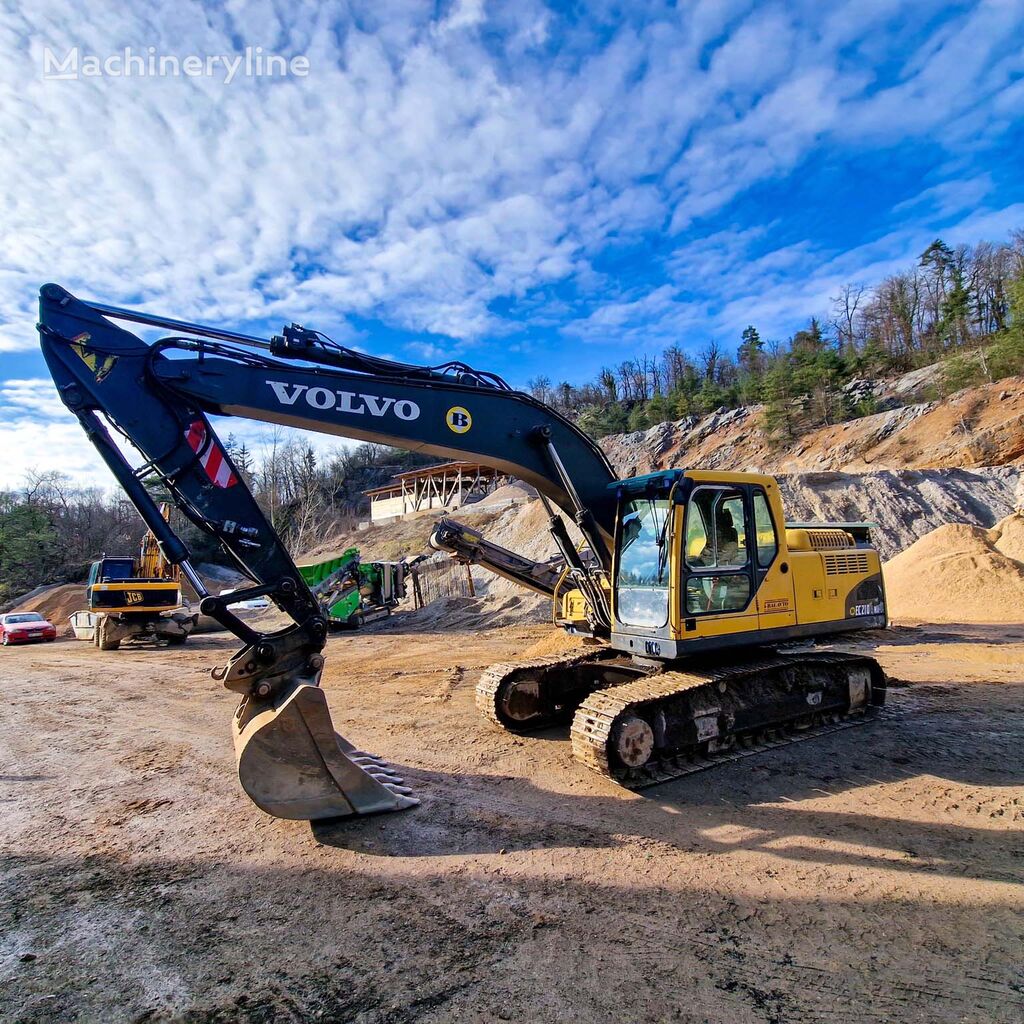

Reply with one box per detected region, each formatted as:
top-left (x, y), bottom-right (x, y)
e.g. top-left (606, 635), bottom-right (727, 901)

top-left (608, 469), bottom-right (887, 662)
top-left (91, 557), bottom-right (136, 582)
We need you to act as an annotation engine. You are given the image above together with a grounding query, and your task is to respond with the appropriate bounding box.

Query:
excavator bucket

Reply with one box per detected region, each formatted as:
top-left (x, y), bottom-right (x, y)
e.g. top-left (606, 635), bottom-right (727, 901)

top-left (219, 635), bottom-right (418, 821)
top-left (234, 684), bottom-right (419, 820)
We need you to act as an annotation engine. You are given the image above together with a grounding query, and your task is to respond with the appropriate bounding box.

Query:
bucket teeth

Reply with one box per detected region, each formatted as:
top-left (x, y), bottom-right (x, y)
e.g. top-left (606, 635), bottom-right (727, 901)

top-left (336, 741), bottom-right (399, 773)
top-left (353, 756), bottom-right (394, 770)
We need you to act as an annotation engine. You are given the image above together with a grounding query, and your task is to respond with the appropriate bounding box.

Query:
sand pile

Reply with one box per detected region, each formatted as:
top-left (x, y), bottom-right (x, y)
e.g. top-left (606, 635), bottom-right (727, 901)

top-left (13, 584), bottom-right (87, 633)
top-left (522, 629), bottom-right (590, 658)
top-left (989, 512), bottom-right (1024, 563)
top-left (394, 592), bottom-right (548, 631)
top-left (472, 482), bottom-right (537, 509)
top-left (883, 513), bottom-right (1024, 623)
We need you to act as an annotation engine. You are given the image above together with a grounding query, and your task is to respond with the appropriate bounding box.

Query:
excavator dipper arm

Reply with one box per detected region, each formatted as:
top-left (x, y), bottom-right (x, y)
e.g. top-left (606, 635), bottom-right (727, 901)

top-left (429, 516), bottom-right (592, 599)
top-left (35, 284), bottom-right (617, 821)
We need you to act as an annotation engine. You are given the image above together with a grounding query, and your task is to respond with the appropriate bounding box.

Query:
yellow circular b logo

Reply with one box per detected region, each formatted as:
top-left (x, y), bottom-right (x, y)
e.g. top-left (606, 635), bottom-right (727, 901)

top-left (446, 406), bottom-right (472, 433)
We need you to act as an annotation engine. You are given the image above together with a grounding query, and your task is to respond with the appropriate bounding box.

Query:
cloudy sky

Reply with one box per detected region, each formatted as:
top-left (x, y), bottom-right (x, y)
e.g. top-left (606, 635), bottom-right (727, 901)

top-left (1, 0), bottom-right (1022, 487)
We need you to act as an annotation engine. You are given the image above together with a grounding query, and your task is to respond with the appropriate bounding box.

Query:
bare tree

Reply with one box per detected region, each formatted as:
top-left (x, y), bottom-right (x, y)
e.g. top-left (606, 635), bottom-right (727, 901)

top-left (699, 339), bottom-right (722, 381)
top-left (527, 376), bottom-right (552, 404)
top-left (830, 283), bottom-right (866, 355)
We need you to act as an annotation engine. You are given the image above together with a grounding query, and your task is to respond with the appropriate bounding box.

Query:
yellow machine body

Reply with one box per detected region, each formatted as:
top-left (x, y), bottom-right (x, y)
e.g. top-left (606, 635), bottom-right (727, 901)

top-left (85, 505), bottom-right (184, 616)
top-left (556, 470), bottom-right (886, 659)
top-left (86, 578), bottom-right (182, 615)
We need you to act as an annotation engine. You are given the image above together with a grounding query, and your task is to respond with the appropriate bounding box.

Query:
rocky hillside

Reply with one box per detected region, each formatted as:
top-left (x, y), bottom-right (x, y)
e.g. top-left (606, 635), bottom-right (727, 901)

top-left (774, 468), bottom-right (1021, 560)
top-left (600, 375), bottom-right (1024, 477)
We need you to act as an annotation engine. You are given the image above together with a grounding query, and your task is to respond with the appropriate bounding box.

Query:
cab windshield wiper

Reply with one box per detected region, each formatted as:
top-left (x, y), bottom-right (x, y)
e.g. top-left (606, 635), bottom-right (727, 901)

top-left (655, 503), bottom-right (671, 582)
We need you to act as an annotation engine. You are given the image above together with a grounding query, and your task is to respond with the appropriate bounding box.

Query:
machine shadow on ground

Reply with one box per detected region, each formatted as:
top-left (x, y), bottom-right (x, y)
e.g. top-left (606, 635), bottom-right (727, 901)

top-left (310, 691), bottom-right (1023, 887)
top-left (847, 622), bottom-right (1024, 648)
top-left (3, 847), bottom-right (1021, 1024)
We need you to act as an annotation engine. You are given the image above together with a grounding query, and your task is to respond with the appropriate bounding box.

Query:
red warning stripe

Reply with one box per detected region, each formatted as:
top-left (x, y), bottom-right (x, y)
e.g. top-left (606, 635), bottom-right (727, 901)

top-left (185, 421), bottom-right (205, 452)
top-left (185, 420), bottom-right (238, 488)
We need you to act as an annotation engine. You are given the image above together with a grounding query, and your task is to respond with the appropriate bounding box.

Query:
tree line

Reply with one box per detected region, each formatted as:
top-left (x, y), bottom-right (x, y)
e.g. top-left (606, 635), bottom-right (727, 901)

top-left (0, 471), bottom-right (148, 604)
top-left (528, 231), bottom-right (1024, 438)
top-left (0, 439), bottom-right (432, 604)
top-left (218, 431), bottom-right (434, 558)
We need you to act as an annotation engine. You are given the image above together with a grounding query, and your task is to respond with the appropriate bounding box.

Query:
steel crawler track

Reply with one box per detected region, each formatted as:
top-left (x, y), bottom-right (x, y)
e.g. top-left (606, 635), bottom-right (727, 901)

top-left (475, 648), bottom-right (626, 730)
top-left (570, 652), bottom-right (885, 787)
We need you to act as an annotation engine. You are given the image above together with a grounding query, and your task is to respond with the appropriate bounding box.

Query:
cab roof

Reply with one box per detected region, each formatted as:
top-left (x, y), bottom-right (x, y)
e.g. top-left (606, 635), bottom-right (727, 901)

top-left (611, 469), bottom-right (777, 496)
top-left (609, 469), bottom-right (682, 492)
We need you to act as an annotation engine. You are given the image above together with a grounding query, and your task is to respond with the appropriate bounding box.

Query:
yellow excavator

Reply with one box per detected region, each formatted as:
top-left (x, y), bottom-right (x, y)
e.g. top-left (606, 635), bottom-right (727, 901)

top-left (39, 286), bottom-right (887, 820)
top-left (69, 505), bottom-right (198, 649)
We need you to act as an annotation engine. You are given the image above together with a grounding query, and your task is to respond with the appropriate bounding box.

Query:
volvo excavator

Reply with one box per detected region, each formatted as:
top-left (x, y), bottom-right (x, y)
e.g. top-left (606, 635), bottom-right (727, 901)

top-left (37, 285), bottom-right (888, 822)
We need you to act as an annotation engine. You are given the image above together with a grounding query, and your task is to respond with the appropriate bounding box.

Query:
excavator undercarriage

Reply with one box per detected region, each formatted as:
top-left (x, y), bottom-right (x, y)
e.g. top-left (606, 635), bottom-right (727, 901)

top-left (479, 648), bottom-right (885, 786)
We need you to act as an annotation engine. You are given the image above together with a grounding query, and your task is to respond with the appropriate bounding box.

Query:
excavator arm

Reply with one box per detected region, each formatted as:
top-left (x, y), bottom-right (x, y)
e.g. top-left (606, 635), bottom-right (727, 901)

top-left (430, 516), bottom-right (593, 599)
top-left (36, 284), bottom-right (618, 821)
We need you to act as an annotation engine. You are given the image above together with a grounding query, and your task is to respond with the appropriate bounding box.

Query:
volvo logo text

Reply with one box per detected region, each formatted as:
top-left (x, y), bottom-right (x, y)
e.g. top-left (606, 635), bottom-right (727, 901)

top-left (266, 381), bottom-right (420, 421)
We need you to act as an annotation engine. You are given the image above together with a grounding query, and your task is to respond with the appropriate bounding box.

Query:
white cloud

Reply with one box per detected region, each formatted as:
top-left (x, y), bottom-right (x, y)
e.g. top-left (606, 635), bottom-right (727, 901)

top-left (708, 8), bottom-right (795, 94)
top-left (435, 0), bottom-right (487, 35)
top-left (0, 0), bottom-right (1020, 368)
top-left (0, 378), bottom-right (355, 491)
top-left (0, 415), bottom-right (112, 489)
top-left (0, 377), bottom-right (70, 419)
top-left (892, 175), bottom-right (995, 219)
top-left (564, 284), bottom-right (705, 345)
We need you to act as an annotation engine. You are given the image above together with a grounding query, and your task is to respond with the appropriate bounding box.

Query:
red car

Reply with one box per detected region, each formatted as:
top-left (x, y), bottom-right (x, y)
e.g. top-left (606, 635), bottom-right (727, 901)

top-left (0, 612), bottom-right (58, 645)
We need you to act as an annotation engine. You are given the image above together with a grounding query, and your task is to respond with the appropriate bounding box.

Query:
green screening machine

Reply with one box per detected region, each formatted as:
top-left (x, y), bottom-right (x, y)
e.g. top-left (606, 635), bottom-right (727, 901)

top-left (298, 548), bottom-right (413, 629)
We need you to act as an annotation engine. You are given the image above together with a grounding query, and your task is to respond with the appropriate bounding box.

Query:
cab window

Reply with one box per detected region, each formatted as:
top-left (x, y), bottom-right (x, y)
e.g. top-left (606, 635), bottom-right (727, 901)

top-left (100, 559), bottom-right (134, 582)
top-left (752, 490), bottom-right (778, 568)
top-left (684, 490), bottom-right (748, 570)
top-left (685, 574), bottom-right (751, 614)
top-left (684, 488), bottom-right (751, 615)
top-left (615, 498), bottom-right (671, 628)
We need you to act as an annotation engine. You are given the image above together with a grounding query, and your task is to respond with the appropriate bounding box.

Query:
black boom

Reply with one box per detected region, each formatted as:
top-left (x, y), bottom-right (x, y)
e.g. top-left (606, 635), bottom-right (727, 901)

top-left (36, 284), bottom-right (618, 655)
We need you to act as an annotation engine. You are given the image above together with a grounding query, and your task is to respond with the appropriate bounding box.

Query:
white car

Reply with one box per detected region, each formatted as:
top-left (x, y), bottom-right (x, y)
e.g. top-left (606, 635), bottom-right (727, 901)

top-left (218, 588), bottom-right (270, 610)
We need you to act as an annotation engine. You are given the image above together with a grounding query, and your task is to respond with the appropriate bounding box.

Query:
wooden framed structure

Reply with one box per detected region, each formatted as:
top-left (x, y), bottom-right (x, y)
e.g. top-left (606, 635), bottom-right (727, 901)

top-left (365, 462), bottom-right (507, 523)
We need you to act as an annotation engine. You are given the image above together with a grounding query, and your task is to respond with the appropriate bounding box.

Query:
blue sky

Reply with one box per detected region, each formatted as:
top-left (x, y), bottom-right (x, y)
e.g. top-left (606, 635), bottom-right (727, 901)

top-left (1, 0), bottom-right (1022, 486)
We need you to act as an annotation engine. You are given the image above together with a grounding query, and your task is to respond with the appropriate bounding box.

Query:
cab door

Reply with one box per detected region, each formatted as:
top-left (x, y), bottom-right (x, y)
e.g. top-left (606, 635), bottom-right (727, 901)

top-left (751, 485), bottom-right (796, 631)
top-left (680, 486), bottom-right (758, 641)
top-left (85, 561), bottom-right (99, 609)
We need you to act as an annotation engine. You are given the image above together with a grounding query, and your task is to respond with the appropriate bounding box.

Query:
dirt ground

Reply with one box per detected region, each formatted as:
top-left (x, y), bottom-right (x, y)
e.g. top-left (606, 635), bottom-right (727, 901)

top-left (1, 617), bottom-right (1022, 1023)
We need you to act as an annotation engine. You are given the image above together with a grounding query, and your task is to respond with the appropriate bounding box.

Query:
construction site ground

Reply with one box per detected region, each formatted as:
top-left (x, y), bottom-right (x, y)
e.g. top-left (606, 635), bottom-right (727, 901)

top-left (1, 617), bottom-right (1022, 1024)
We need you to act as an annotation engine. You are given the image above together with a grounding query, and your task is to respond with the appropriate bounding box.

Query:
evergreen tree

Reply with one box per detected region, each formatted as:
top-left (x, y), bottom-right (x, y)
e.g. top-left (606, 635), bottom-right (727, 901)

top-left (737, 325), bottom-right (765, 403)
top-left (988, 272), bottom-right (1024, 378)
top-left (762, 361), bottom-right (797, 441)
top-left (0, 503), bottom-right (61, 599)
top-left (234, 443), bottom-right (254, 475)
